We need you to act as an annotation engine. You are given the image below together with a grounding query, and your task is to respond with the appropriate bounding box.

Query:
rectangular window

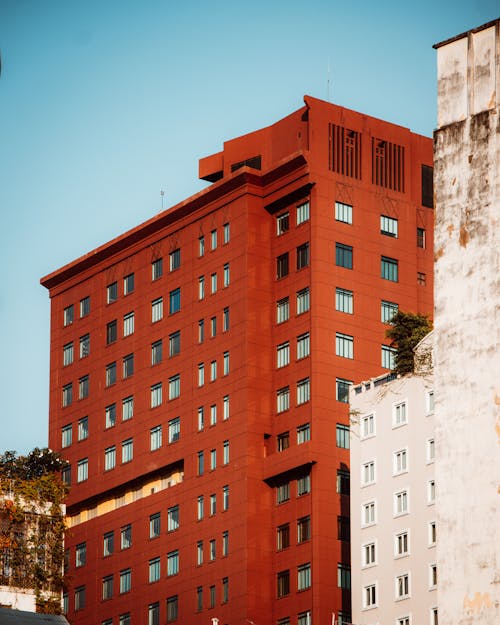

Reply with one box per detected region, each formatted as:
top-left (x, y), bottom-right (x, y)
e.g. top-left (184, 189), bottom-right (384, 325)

top-left (428, 479), bottom-right (436, 504)
top-left (75, 542), bottom-right (86, 567)
top-left (123, 353), bottom-right (134, 378)
top-left (211, 229), bottom-right (217, 250)
top-left (198, 363), bottom-right (204, 387)
top-left (297, 474), bottom-right (310, 496)
top-left (223, 263), bottom-right (230, 287)
top-left (199, 235), bottom-right (205, 256)
top-left (363, 501), bottom-right (376, 526)
top-left (197, 451), bottom-right (204, 476)
top-left (223, 222), bottom-right (230, 243)
top-left (336, 332), bottom-right (353, 359)
top-left (297, 423), bottom-right (310, 444)
top-left (222, 485), bottom-right (229, 510)
top-left (277, 297), bottom-right (289, 323)
top-left (149, 557), bottom-right (160, 582)
top-left (123, 274), bottom-right (134, 295)
top-left (336, 243), bottom-right (353, 269)
top-left (61, 424), bottom-right (72, 448)
top-left (210, 315), bottom-right (216, 337)
top-left (362, 461), bottom-right (375, 485)
top-left (335, 201), bottom-right (353, 224)
top-left (105, 362), bottom-right (116, 387)
top-left (151, 340), bottom-right (162, 365)
top-left (107, 282), bottom-right (118, 304)
top-left (123, 311), bottom-right (134, 336)
top-left (197, 406), bottom-right (204, 431)
top-left (380, 214), bottom-right (398, 237)
top-left (105, 403), bottom-right (116, 429)
top-left (103, 531), bottom-right (114, 556)
top-left (209, 585), bottom-right (216, 609)
top-left (74, 586), bottom-right (86, 611)
top-left (150, 425), bottom-right (162, 451)
top-left (427, 438), bottom-right (435, 462)
top-left (168, 505), bottom-right (179, 531)
top-left (381, 299), bottom-right (398, 323)
top-left (169, 288), bottom-right (181, 313)
top-left (337, 469), bottom-right (350, 495)
top-left (429, 522), bottom-right (437, 546)
top-left (210, 360), bottom-right (217, 381)
top-left (418, 271), bottom-right (427, 285)
top-left (222, 577), bottom-right (229, 603)
top-left (197, 540), bottom-right (203, 565)
top-left (296, 242), bottom-right (309, 269)
top-left (169, 374), bottom-right (180, 399)
top-left (298, 612), bottom-right (311, 625)
top-left (77, 458), bottom-right (88, 482)
top-left (297, 378), bottom-right (310, 404)
top-left (63, 342), bottom-right (74, 366)
top-left (381, 256), bottom-right (399, 282)
top-left (422, 164), bottom-right (434, 207)
top-left (364, 583), bottom-right (377, 608)
top-left (61, 466), bottom-right (71, 485)
top-left (152, 297), bottom-right (163, 322)
top-left (361, 413), bottom-right (375, 438)
top-left (197, 495), bottom-right (204, 520)
top-left (223, 440), bottom-right (229, 464)
top-left (198, 276), bottom-right (205, 300)
top-left (395, 531), bottom-right (409, 557)
top-left (104, 446), bottom-right (116, 471)
top-left (62, 383), bottom-right (72, 407)
top-left (198, 319), bottom-right (204, 342)
top-left (393, 401), bottom-right (407, 426)
top-left (296, 332), bottom-right (310, 359)
top-left (166, 595), bottom-right (178, 622)
top-left (150, 512), bottom-right (161, 538)
top-left (329, 123), bottom-right (361, 178)
top-left (222, 530), bottom-right (229, 556)
top-left (102, 575), bottom-right (113, 600)
top-left (296, 287), bottom-right (310, 313)
top-left (196, 586), bottom-right (203, 611)
top-left (363, 542), bottom-right (376, 566)
top-left (151, 382), bottom-right (162, 408)
top-left (63, 304), bottom-right (74, 326)
top-left (223, 307), bottom-right (230, 331)
top-left (167, 330), bottom-right (180, 357)
top-left (297, 515), bottom-right (311, 543)
top-left (382, 345), bottom-right (396, 369)
top-left (277, 212), bottom-right (289, 235)
top-left (277, 570), bottom-right (290, 597)
top-left (277, 253), bottom-right (289, 279)
top-left (277, 523), bottom-right (290, 550)
top-left (417, 227), bottom-right (426, 248)
top-left (298, 563), bottom-right (311, 590)
top-left (148, 602), bottom-right (159, 625)
top-left (119, 615), bottom-right (130, 625)
top-left (210, 493), bottom-right (216, 515)
top-left (223, 395), bottom-right (230, 420)
top-left (211, 272), bottom-right (217, 294)
top-left (394, 449), bottom-right (408, 474)
top-left (121, 438), bottom-right (133, 463)
top-left (336, 424), bottom-right (350, 448)
top-left (337, 563), bottom-right (350, 589)
top-left (395, 490), bottom-right (409, 515)
top-left (427, 390), bottom-right (435, 414)
top-left (169, 417), bottom-right (180, 443)
top-left (152, 258), bottom-right (163, 280)
top-left (296, 201), bottom-right (310, 225)
top-left (336, 377), bottom-right (352, 403)
top-left (121, 524), bottom-right (132, 549)
top-left (223, 351), bottom-right (230, 375)
top-left (78, 416), bottom-right (88, 441)
top-left (79, 333), bottom-right (90, 358)
top-left (276, 482), bottom-right (290, 504)
top-left (209, 538), bottom-right (216, 561)
top-left (396, 574), bottom-right (410, 599)
top-left (372, 138), bottom-right (405, 191)
top-left (338, 515), bottom-right (350, 541)
top-left (106, 320), bottom-right (117, 344)
top-left (277, 386), bottom-right (290, 413)
top-left (169, 248), bottom-right (180, 271)
top-left (277, 342), bottom-right (290, 368)
top-left (336, 287), bottom-right (353, 314)
top-left (122, 395), bottom-right (133, 421)
top-left (277, 431), bottom-right (290, 451)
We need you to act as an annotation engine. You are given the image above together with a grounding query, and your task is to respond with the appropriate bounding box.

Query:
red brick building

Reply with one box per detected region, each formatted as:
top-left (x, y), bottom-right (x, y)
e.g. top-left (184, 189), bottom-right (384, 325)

top-left (41, 95), bottom-right (433, 625)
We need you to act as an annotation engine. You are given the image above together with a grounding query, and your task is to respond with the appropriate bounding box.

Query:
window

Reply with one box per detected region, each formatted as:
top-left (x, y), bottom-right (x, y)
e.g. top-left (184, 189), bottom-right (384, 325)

top-left (210, 360), bottom-right (217, 381)
top-left (276, 482), bottom-right (290, 504)
top-left (169, 374), bottom-right (180, 399)
top-left (123, 353), bottom-right (134, 378)
top-left (223, 351), bottom-right (230, 375)
top-left (298, 612), bottom-right (311, 625)
top-left (381, 215), bottom-right (398, 237)
top-left (431, 608), bottom-right (438, 625)
top-left (63, 342), bottom-right (74, 366)
top-left (210, 448), bottom-right (216, 470)
top-left (335, 201), bottom-right (353, 224)
top-left (168, 505), bottom-right (179, 531)
top-left (102, 575), bottom-right (113, 600)
top-left (363, 542), bottom-right (376, 566)
top-left (297, 378), bottom-right (310, 404)
top-left (223, 395), bottom-right (230, 420)
top-left (150, 512), bottom-right (161, 538)
top-left (336, 332), bottom-right (353, 359)
top-left (105, 403), bottom-right (116, 429)
top-left (429, 521), bottom-right (437, 546)
top-left (276, 297), bottom-right (290, 324)
top-left (198, 319), bottom-right (205, 343)
top-left (278, 619), bottom-right (290, 625)
top-left (152, 258), bottom-right (163, 280)
top-left (395, 531), bottom-right (409, 557)
top-left (61, 424), bottom-right (72, 448)
top-left (297, 201), bottom-right (310, 225)
top-left (297, 423), bottom-right (310, 444)
top-left (361, 414), bottom-right (375, 438)
top-left (79, 333), bottom-right (90, 358)
top-left (197, 451), bottom-right (204, 475)
top-left (103, 531), bottom-right (114, 556)
top-left (362, 501), bottom-right (376, 526)
top-left (121, 524), bottom-right (132, 549)
top-left (119, 614), bottom-right (130, 625)
top-left (78, 416), bottom-right (88, 441)
top-left (149, 602), bottom-right (159, 625)
top-left (169, 248), bottom-right (180, 271)
top-left (210, 315), bottom-right (216, 337)
top-left (381, 299), bottom-right (398, 323)
top-left (393, 401), bottom-right (407, 426)
top-left (197, 495), bottom-right (204, 520)
top-left (430, 564), bottom-right (437, 588)
top-left (427, 390), bottom-right (435, 414)
top-left (151, 340), bottom-right (162, 366)
top-left (122, 395), bottom-right (133, 420)
top-left (209, 538), bottom-right (216, 561)
top-left (336, 377), bottom-right (352, 403)
top-left (63, 304), bottom-right (74, 326)
top-left (298, 563), bottom-right (311, 590)
top-left (199, 235), bottom-right (205, 256)
top-left (107, 282), bottom-right (118, 304)
top-left (297, 332), bottom-right (310, 359)
top-left (198, 276), bottom-right (205, 300)
top-left (197, 406), bottom-right (204, 431)
top-left (277, 212), bottom-right (289, 235)
top-left (222, 485), bottom-right (229, 510)
top-left (362, 461), bottom-right (375, 485)
top-left (297, 474), bottom-right (310, 496)
top-left (167, 550), bottom-right (179, 576)
top-left (198, 363), bottom-right (204, 386)
top-left (277, 253), bottom-right (289, 279)
top-left (297, 516), bottom-right (311, 543)
top-left (105, 362), bottom-right (116, 387)
top-left (337, 469), bottom-right (350, 495)
top-left (336, 424), bottom-right (350, 448)
top-left (296, 287), bottom-right (310, 314)
top-left (336, 287), bottom-right (353, 314)
top-left (427, 438), bottom-right (435, 463)
top-left (149, 557), bottom-right (160, 582)
top-left (223, 307), bottom-right (230, 331)
top-left (381, 256), bottom-right (399, 281)
top-left (277, 386), bottom-right (290, 413)
top-left (74, 586), bottom-right (86, 611)
top-left (211, 229), bottom-right (217, 250)
top-left (337, 516), bottom-right (350, 541)
top-left (211, 272), bottom-right (217, 294)
top-left (277, 523), bottom-right (290, 550)
top-left (364, 584), bottom-right (377, 608)
top-left (418, 271), bottom-right (427, 285)
top-left (120, 569), bottom-right (132, 594)
top-left (398, 618), bottom-right (410, 625)
top-left (150, 425), bottom-right (162, 451)
top-left (428, 480), bottom-right (436, 504)
top-left (223, 222), bottom-right (230, 243)
top-left (277, 342), bottom-right (290, 368)
top-left (78, 375), bottom-right (90, 399)
top-left (152, 297), bottom-right (163, 322)
top-left (123, 312), bottom-right (134, 336)
top-left (395, 490), bottom-right (409, 515)
top-left (337, 563), bottom-right (350, 589)
top-left (168, 417), bottom-right (180, 443)
top-left (166, 595), bottom-right (178, 622)
top-left (296, 243), bottom-right (309, 269)
top-left (209, 585), bottom-right (216, 609)
top-left (394, 449), bottom-right (408, 474)
top-left (382, 345), bottom-right (396, 369)
top-left (223, 440), bottom-right (229, 464)
top-left (223, 263), bottom-right (230, 287)
top-left (277, 570), bottom-right (290, 597)
top-left (106, 320), bottom-right (117, 345)
top-left (196, 586), bottom-right (203, 611)
top-left (61, 465), bottom-right (71, 486)
top-left (417, 227), bottom-right (426, 248)
top-left (104, 446), bottom-right (116, 471)
top-left (121, 438), bottom-right (133, 463)
top-left (396, 573), bottom-right (410, 599)
top-left (222, 577), bottom-right (229, 603)
top-left (222, 530), bottom-right (229, 556)
top-left (75, 542), bottom-right (86, 567)
top-left (336, 243), bottom-right (353, 269)
top-left (123, 274), bottom-right (134, 295)
top-left (197, 540), bottom-right (203, 565)
top-left (62, 383), bottom-right (72, 407)
top-left (169, 288), bottom-right (180, 313)
top-left (77, 458), bottom-right (88, 482)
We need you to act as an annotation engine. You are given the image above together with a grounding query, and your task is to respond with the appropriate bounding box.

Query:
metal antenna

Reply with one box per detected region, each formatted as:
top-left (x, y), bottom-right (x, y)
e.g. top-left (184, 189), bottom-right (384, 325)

top-left (160, 190), bottom-right (164, 210)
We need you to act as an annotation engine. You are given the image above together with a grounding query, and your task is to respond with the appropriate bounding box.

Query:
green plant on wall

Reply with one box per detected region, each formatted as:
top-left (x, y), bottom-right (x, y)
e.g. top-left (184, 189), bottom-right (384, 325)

top-left (386, 311), bottom-right (433, 375)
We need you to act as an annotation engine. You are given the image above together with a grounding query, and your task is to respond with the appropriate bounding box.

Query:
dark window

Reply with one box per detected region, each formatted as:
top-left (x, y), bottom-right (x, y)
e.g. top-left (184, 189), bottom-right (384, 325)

top-left (336, 243), bottom-right (353, 269)
top-left (277, 253), bottom-right (289, 279)
top-left (336, 469), bottom-right (350, 495)
top-left (107, 282), bottom-right (118, 303)
top-left (123, 354), bottom-right (134, 378)
top-left (329, 123), bottom-right (361, 179)
top-left (277, 570), bottom-right (290, 597)
top-left (277, 523), bottom-right (290, 550)
top-left (417, 227), bottom-right (426, 248)
top-left (337, 515), bottom-right (350, 541)
top-left (107, 320), bottom-right (117, 344)
top-left (297, 516), bottom-right (311, 543)
top-left (169, 249), bottom-right (181, 271)
top-left (421, 164), bottom-right (434, 208)
top-left (372, 138), bottom-right (405, 192)
top-left (277, 212), bottom-right (289, 235)
top-left (336, 424), bottom-right (350, 448)
top-left (166, 595), bottom-right (178, 622)
top-left (277, 432), bottom-right (290, 452)
top-left (123, 274), bottom-right (134, 295)
top-left (169, 288), bottom-right (181, 313)
top-left (296, 243), bottom-right (310, 270)
top-left (80, 296), bottom-right (90, 318)
top-left (381, 256), bottom-right (398, 282)
top-left (169, 331), bottom-right (180, 356)
top-left (152, 258), bottom-right (163, 280)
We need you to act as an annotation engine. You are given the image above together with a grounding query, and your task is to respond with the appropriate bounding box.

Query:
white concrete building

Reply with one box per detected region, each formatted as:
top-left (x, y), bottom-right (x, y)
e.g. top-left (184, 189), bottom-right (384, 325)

top-left (350, 333), bottom-right (436, 625)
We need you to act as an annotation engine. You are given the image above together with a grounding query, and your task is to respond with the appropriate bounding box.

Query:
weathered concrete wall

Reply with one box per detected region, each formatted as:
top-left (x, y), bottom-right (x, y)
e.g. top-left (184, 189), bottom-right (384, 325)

top-left (434, 19), bottom-right (500, 625)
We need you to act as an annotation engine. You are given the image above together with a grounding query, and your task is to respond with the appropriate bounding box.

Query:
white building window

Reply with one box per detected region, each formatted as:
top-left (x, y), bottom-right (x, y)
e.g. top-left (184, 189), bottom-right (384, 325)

top-left (336, 332), bottom-right (354, 359)
top-left (381, 214), bottom-right (398, 237)
top-left (362, 460), bottom-right (375, 485)
top-left (336, 287), bottom-right (353, 314)
top-left (296, 287), bottom-right (310, 314)
top-left (394, 490), bottom-right (409, 516)
top-left (429, 564), bottom-right (437, 589)
top-left (296, 201), bottom-right (310, 225)
top-left (297, 332), bottom-right (310, 359)
top-left (428, 521), bottom-right (436, 546)
top-left (397, 618), bottom-right (410, 625)
top-left (363, 583), bottom-right (377, 609)
top-left (169, 374), bottom-right (180, 400)
top-left (396, 574), bottom-right (410, 600)
top-left (394, 449), bottom-right (408, 474)
top-left (277, 297), bottom-right (289, 323)
top-left (393, 401), bottom-right (407, 427)
top-left (362, 542), bottom-right (376, 567)
top-left (277, 342), bottom-right (290, 368)
top-left (151, 297), bottom-right (163, 322)
top-left (335, 201), bottom-right (352, 224)
top-left (277, 386), bottom-right (290, 413)
top-left (427, 390), bottom-right (435, 414)
top-left (297, 378), bottom-right (310, 405)
top-left (361, 414), bottom-right (375, 438)
top-left (428, 479), bottom-right (436, 504)
top-left (362, 501), bottom-right (376, 526)
top-left (430, 608), bottom-right (438, 625)
top-left (427, 438), bottom-right (435, 463)
top-left (123, 312), bottom-right (134, 336)
top-left (395, 531), bottom-right (409, 557)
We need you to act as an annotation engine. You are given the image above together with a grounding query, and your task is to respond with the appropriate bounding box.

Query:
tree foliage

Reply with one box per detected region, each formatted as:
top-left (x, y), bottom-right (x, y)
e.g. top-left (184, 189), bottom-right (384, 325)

top-left (386, 311), bottom-right (432, 375)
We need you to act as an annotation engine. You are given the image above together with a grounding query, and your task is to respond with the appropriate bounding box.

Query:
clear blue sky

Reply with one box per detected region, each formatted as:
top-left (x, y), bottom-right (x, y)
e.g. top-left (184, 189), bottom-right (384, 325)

top-left (0, 0), bottom-right (497, 454)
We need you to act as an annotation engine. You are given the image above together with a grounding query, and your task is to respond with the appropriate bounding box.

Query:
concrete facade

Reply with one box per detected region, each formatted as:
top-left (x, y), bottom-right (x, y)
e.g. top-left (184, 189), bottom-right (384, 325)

top-left (434, 19), bottom-right (500, 625)
top-left (350, 333), bottom-right (436, 625)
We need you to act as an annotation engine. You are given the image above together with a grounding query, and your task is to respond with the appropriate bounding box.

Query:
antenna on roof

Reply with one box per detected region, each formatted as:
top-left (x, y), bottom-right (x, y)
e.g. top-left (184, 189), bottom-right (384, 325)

top-left (327, 57), bottom-right (332, 102)
top-left (160, 190), bottom-right (165, 210)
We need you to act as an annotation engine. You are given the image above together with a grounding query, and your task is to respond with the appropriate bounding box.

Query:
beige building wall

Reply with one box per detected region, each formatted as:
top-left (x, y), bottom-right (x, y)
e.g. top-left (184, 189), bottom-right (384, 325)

top-left (350, 334), bottom-right (435, 625)
top-left (434, 19), bottom-right (500, 625)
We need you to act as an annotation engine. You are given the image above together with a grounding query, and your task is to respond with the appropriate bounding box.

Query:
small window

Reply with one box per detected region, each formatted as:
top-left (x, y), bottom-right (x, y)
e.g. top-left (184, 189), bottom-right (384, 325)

top-left (298, 562), bottom-right (311, 590)
top-left (296, 201), bottom-right (310, 225)
top-left (151, 382), bottom-right (162, 408)
top-left (123, 312), bottom-right (134, 336)
top-left (297, 332), bottom-right (310, 359)
top-left (211, 272), bottom-right (217, 294)
top-left (362, 501), bottom-right (376, 526)
top-left (78, 375), bottom-right (89, 399)
top-left (335, 201), bottom-right (352, 224)
top-left (381, 300), bottom-right (398, 323)
top-left (277, 386), bottom-right (290, 413)
top-left (297, 423), bottom-right (310, 444)
top-left (337, 563), bottom-right (350, 589)
top-left (149, 557), bottom-right (160, 582)
top-left (395, 530), bottom-right (409, 557)
top-left (105, 403), bottom-right (116, 429)
top-left (198, 363), bottom-right (205, 387)
top-left (80, 296), bottom-right (90, 318)
top-left (277, 212), bottom-right (289, 235)
top-left (169, 374), bottom-right (180, 400)
top-left (210, 316), bottom-right (216, 337)
top-left (169, 330), bottom-right (180, 357)
top-left (277, 431), bottom-right (290, 452)
top-left (336, 287), bottom-right (353, 314)
top-left (223, 222), bottom-right (230, 243)
top-left (74, 586), bottom-right (86, 611)
top-left (167, 595), bottom-right (178, 622)
top-left (210, 493), bottom-right (216, 515)
top-left (152, 258), bottom-right (163, 280)
top-left (63, 304), bottom-right (74, 326)
top-left (297, 474), bottom-right (310, 496)
top-left (121, 438), bottom-right (133, 463)
top-left (382, 345), bottom-right (396, 369)
top-left (78, 416), bottom-right (88, 441)
top-left (364, 583), bottom-right (377, 608)
top-left (336, 424), bottom-right (349, 448)
top-left (79, 334), bottom-right (90, 358)
top-left (106, 320), bottom-right (117, 344)
top-left (150, 425), bottom-right (162, 451)
top-left (197, 451), bottom-right (204, 476)
top-left (151, 297), bottom-right (163, 322)
top-left (107, 282), bottom-right (118, 304)
top-left (63, 342), bottom-right (74, 366)
top-left (429, 564), bottom-right (437, 589)
top-left (362, 461), bottom-right (375, 485)
top-left (198, 276), bottom-right (205, 300)
top-left (394, 449), bottom-right (408, 474)
top-left (362, 542), bottom-right (376, 567)
top-left (277, 342), bottom-right (290, 368)
top-left (296, 287), bottom-right (310, 314)
top-left (168, 505), bottom-right (179, 531)
top-left (103, 532), bottom-right (114, 557)
top-left (428, 479), bottom-right (436, 504)
top-left (297, 378), bottom-right (310, 405)
top-left (168, 417), bottom-right (180, 443)
top-left (394, 490), bottom-right (409, 516)
top-left (223, 307), bottom-right (230, 331)
top-left (277, 570), bottom-right (290, 597)
top-left (336, 243), bottom-right (353, 269)
top-left (297, 515), bottom-right (311, 543)
top-left (429, 521), bottom-right (436, 546)
top-left (277, 523), bottom-right (290, 550)
top-left (296, 243), bottom-right (309, 270)
top-left (210, 360), bottom-right (217, 381)
top-left (169, 288), bottom-right (181, 314)
top-left (223, 440), bottom-right (229, 464)
top-left (199, 236), bottom-right (205, 257)
top-left (223, 351), bottom-right (230, 375)
top-left (421, 164), bottom-right (434, 208)
top-left (277, 253), bottom-right (289, 279)
top-left (337, 469), bottom-right (350, 495)
top-left (276, 482), bottom-right (290, 504)
top-left (381, 256), bottom-right (398, 282)
top-left (393, 401), bottom-right (407, 426)
top-left (361, 414), bottom-right (375, 438)
top-left (104, 446), bottom-right (116, 471)
top-left (123, 353), bottom-right (134, 378)
top-left (223, 263), bottom-right (230, 287)
top-left (223, 395), bottom-right (230, 420)
top-left (61, 424), bottom-right (72, 448)
top-left (210, 229), bottom-right (217, 250)
top-left (122, 396), bottom-right (133, 420)
top-left (169, 248), bottom-right (181, 271)
top-left (396, 573), bottom-right (410, 599)
top-left (277, 297), bottom-right (289, 323)
top-left (197, 495), bottom-right (204, 520)
top-left (75, 542), bottom-right (86, 567)
top-left (336, 377), bottom-right (352, 403)
top-left (121, 524), bottom-right (132, 549)
top-left (417, 227), bottom-right (426, 248)
top-left (427, 438), bottom-right (435, 463)
top-left (380, 215), bottom-right (398, 237)
top-left (223, 484), bottom-right (229, 510)
top-left (418, 271), bottom-right (427, 285)
top-left (336, 332), bottom-right (353, 359)
top-left (151, 340), bottom-right (162, 365)
top-left (123, 274), bottom-right (134, 295)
